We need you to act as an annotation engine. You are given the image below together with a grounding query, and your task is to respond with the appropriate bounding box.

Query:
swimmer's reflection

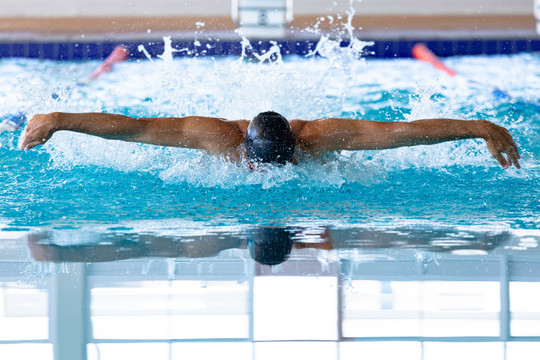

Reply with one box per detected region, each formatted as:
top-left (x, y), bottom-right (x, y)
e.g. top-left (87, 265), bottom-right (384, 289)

top-left (247, 227), bottom-right (296, 265)
top-left (27, 227), bottom-right (513, 265)
top-left (27, 228), bottom-right (298, 266)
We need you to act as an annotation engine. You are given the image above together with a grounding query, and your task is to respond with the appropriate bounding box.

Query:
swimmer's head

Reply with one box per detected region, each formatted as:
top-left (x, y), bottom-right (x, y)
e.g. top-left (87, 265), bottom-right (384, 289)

top-left (244, 111), bottom-right (295, 165)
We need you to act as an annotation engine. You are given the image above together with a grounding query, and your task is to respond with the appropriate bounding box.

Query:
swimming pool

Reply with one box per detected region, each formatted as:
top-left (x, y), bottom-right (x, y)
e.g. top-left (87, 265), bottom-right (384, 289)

top-left (0, 37), bottom-right (539, 359)
top-left (1, 39), bottom-right (538, 232)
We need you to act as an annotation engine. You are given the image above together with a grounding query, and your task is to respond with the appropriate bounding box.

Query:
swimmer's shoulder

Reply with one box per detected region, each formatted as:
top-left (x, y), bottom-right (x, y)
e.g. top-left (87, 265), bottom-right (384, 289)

top-left (290, 119), bottom-right (321, 150)
top-left (290, 119), bottom-right (309, 133)
top-left (229, 119), bottom-right (250, 136)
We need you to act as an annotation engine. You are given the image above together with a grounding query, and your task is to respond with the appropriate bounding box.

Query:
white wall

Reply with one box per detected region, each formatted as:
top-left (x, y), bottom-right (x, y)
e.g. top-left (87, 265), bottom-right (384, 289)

top-left (0, 0), bottom-right (534, 18)
top-left (309, 0), bottom-right (534, 16)
top-left (0, 0), bottom-right (229, 17)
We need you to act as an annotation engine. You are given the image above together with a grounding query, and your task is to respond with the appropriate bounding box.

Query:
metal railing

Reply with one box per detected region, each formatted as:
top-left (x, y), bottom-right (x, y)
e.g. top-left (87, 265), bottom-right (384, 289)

top-left (232, 0), bottom-right (294, 39)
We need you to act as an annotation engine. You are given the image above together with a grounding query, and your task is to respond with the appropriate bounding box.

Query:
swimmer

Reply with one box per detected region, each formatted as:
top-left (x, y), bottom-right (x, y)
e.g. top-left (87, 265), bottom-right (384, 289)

top-left (20, 111), bottom-right (521, 169)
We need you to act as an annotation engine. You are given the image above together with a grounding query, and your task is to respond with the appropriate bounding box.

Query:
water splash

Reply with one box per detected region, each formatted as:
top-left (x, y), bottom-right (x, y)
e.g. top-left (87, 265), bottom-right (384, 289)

top-left (34, 12), bottom-right (389, 189)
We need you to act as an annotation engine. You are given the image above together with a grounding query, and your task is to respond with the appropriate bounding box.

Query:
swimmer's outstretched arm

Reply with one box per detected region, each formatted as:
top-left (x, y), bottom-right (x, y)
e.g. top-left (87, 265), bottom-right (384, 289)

top-left (295, 118), bottom-right (520, 169)
top-left (20, 112), bottom-right (245, 154)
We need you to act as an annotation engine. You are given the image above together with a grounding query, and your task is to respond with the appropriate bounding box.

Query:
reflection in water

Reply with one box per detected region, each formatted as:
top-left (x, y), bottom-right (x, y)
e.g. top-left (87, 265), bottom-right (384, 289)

top-left (1, 226), bottom-right (539, 360)
top-left (26, 226), bottom-right (514, 265)
top-left (27, 229), bottom-right (246, 263)
top-left (247, 227), bottom-right (295, 265)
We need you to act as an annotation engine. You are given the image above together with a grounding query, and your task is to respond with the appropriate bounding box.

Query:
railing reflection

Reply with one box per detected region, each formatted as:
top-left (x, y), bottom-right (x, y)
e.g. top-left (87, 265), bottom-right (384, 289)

top-left (0, 226), bottom-right (539, 360)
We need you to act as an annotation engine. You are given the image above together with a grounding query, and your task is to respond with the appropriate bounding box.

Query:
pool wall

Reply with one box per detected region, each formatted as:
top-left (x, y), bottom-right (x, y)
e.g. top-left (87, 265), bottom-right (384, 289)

top-left (0, 38), bottom-right (539, 60)
top-left (0, 0), bottom-right (538, 59)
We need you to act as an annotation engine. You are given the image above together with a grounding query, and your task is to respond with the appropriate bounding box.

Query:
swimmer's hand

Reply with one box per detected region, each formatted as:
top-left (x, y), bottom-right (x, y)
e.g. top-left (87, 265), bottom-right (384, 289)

top-left (20, 113), bottom-right (59, 150)
top-left (478, 120), bottom-right (521, 169)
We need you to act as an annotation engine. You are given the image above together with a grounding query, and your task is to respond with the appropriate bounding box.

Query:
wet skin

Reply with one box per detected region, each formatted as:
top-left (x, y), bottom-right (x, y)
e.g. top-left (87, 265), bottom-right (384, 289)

top-left (21, 112), bottom-right (520, 169)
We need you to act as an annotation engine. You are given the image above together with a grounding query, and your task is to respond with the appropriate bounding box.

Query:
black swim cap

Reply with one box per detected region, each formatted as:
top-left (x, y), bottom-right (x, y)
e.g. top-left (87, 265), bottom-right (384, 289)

top-left (244, 111), bottom-right (295, 165)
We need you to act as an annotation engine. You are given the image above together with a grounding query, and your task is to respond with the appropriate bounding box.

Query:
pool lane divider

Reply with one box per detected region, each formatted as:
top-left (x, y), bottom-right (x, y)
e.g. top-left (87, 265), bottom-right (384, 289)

top-left (412, 43), bottom-right (540, 113)
top-left (78, 45), bottom-right (130, 86)
top-left (0, 45), bottom-right (130, 133)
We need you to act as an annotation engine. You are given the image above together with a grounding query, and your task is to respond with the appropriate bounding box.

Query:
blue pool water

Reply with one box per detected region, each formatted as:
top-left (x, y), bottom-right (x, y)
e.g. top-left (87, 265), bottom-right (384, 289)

top-left (0, 40), bottom-right (538, 237)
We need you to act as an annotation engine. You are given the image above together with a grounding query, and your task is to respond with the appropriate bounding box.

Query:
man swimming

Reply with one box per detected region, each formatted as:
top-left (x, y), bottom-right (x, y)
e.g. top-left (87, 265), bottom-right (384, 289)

top-left (20, 111), bottom-right (521, 169)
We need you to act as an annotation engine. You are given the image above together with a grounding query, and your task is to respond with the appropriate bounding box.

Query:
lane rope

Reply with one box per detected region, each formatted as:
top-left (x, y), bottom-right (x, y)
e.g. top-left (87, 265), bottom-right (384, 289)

top-left (0, 45), bottom-right (130, 133)
top-left (412, 43), bottom-right (539, 112)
